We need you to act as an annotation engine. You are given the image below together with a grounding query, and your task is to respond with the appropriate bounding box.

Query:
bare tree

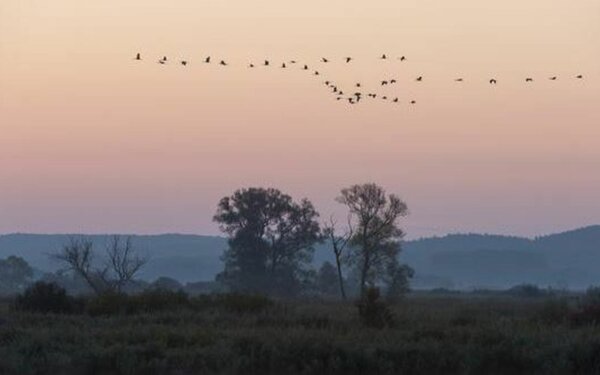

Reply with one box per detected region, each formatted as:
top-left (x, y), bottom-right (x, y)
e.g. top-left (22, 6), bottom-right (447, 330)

top-left (53, 236), bottom-right (147, 295)
top-left (322, 215), bottom-right (353, 300)
top-left (53, 237), bottom-right (109, 295)
top-left (106, 235), bottom-right (148, 293)
top-left (336, 183), bottom-right (410, 296)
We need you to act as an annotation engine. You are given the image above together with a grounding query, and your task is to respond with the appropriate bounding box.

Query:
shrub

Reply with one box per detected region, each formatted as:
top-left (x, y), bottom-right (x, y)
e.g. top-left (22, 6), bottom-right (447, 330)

top-left (192, 293), bottom-right (274, 314)
top-left (87, 290), bottom-right (190, 316)
top-left (505, 284), bottom-right (548, 298)
top-left (356, 287), bottom-right (394, 328)
top-left (534, 298), bottom-right (570, 324)
top-left (14, 281), bottom-right (82, 314)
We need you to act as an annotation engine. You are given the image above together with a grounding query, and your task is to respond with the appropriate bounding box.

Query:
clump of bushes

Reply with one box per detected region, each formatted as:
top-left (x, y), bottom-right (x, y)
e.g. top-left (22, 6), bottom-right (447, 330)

top-left (356, 287), bottom-right (394, 328)
top-left (86, 289), bottom-right (190, 316)
top-left (192, 293), bottom-right (274, 314)
top-left (505, 284), bottom-right (550, 298)
top-left (570, 287), bottom-right (600, 326)
top-left (14, 281), bottom-right (83, 314)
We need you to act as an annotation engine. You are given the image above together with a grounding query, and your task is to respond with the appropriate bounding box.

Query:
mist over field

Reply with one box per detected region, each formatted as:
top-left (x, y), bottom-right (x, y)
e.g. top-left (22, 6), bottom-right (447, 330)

top-left (3, 225), bottom-right (600, 289)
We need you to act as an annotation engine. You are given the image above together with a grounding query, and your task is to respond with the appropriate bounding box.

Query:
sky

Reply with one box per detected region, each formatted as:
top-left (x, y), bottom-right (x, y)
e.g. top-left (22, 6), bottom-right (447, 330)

top-left (1, 0), bottom-right (599, 239)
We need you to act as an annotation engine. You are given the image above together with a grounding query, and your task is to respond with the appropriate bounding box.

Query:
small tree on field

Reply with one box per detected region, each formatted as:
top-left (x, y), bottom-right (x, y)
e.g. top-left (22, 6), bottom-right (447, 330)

top-left (214, 187), bottom-right (321, 296)
top-left (53, 236), bottom-right (147, 295)
top-left (322, 216), bottom-right (353, 300)
top-left (337, 183), bottom-right (411, 297)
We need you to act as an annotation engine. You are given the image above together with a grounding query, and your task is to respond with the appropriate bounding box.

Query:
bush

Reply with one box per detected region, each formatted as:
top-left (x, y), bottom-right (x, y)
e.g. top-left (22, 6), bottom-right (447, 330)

top-left (356, 287), bottom-right (394, 328)
top-left (505, 284), bottom-right (548, 298)
top-left (87, 290), bottom-right (190, 316)
top-left (534, 298), bottom-right (570, 324)
top-left (14, 281), bottom-right (82, 314)
top-left (192, 293), bottom-right (274, 313)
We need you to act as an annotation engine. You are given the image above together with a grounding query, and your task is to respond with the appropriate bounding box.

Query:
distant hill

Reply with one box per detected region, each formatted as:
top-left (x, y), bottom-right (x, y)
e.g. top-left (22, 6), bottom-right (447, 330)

top-left (1, 226), bottom-right (600, 288)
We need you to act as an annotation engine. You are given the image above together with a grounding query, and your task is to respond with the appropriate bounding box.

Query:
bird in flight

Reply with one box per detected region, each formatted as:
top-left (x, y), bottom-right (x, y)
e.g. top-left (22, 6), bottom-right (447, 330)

top-left (161, 56), bottom-right (168, 62)
top-left (135, 53), bottom-right (141, 60)
top-left (355, 83), bottom-right (361, 87)
top-left (393, 98), bottom-right (399, 103)
top-left (264, 60), bottom-right (270, 66)
top-left (322, 57), bottom-right (329, 63)
top-left (204, 56), bottom-right (210, 63)
top-left (158, 59), bottom-right (166, 65)
top-left (549, 76), bottom-right (557, 80)
top-left (303, 65), bottom-right (309, 70)
top-left (525, 78), bottom-right (533, 82)
top-left (249, 63), bottom-right (255, 68)
top-left (489, 79), bottom-right (497, 84)
top-left (390, 79), bottom-right (397, 84)
top-left (314, 71), bottom-right (320, 75)
top-left (180, 60), bottom-right (188, 66)
top-left (455, 78), bottom-right (464, 82)
top-left (416, 76), bottom-right (423, 82)
top-left (380, 54), bottom-right (387, 59)
top-left (576, 75), bottom-right (583, 79)
top-left (289, 60), bottom-right (297, 64)
top-left (410, 100), bottom-right (416, 104)
top-left (382, 96), bottom-right (388, 100)
top-left (381, 80), bottom-right (388, 85)
top-left (281, 63), bottom-right (286, 68)
top-left (346, 57), bottom-right (352, 63)
top-left (220, 60), bottom-right (227, 66)
top-left (399, 56), bottom-right (406, 61)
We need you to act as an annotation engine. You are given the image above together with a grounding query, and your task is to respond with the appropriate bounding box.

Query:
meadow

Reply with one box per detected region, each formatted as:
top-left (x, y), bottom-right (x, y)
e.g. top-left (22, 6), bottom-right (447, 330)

top-left (2, 291), bottom-right (600, 375)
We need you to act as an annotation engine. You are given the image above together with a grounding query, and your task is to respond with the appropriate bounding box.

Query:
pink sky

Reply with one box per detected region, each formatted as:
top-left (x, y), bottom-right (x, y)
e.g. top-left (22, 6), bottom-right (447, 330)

top-left (1, 0), bottom-right (599, 238)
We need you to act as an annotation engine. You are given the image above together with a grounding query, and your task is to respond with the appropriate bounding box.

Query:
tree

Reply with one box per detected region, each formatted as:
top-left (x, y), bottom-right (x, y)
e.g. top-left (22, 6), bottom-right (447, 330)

top-left (53, 236), bottom-right (147, 295)
top-left (323, 216), bottom-right (353, 300)
top-left (0, 256), bottom-right (34, 295)
top-left (337, 183), bottom-right (411, 296)
top-left (317, 261), bottom-right (340, 296)
top-left (213, 187), bottom-right (321, 296)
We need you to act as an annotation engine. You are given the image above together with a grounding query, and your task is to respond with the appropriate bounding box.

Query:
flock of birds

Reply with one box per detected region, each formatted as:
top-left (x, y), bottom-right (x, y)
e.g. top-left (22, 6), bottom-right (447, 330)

top-left (135, 53), bottom-right (586, 106)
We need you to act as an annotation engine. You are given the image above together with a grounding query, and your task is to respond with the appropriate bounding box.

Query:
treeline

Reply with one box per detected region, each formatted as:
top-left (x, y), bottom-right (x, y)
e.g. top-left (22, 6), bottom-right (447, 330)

top-left (2, 183), bottom-right (414, 300)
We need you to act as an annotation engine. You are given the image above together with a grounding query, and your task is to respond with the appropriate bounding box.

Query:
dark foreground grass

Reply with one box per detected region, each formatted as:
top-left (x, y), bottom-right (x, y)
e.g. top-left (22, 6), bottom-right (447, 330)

top-left (1, 295), bottom-right (600, 375)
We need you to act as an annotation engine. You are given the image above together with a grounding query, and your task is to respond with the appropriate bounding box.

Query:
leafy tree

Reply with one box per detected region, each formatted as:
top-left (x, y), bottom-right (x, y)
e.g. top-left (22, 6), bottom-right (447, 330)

top-left (0, 256), bottom-right (34, 295)
top-left (214, 187), bottom-right (321, 296)
top-left (337, 183), bottom-right (411, 296)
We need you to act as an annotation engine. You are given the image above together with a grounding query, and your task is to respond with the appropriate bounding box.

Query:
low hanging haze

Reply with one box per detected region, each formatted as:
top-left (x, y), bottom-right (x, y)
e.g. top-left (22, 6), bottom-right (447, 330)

top-left (1, 0), bottom-right (599, 238)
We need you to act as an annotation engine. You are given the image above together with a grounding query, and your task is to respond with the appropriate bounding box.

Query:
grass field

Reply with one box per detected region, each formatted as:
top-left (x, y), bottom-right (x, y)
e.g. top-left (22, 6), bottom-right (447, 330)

top-left (1, 293), bottom-right (600, 374)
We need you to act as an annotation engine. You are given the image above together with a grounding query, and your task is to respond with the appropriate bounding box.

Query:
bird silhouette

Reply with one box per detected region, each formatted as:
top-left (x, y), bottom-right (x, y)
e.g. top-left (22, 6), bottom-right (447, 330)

top-left (382, 96), bottom-right (388, 100)
top-left (489, 79), bottom-right (497, 84)
top-left (393, 98), bottom-right (399, 103)
top-left (249, 63), bottom-right (255, 68)
top-left (410, 100), bottom-right (416, 104)
top-left (381, 80), bottom-right (388, 85)
top-left (303, 65), bottom-right (309, 70)
top-left (264, 60), bottom-right (270, 66)
top-left (356, 83), bottom-right (361, 87)
top-left (549, 76), bottom-right (557, 80)
top-left (390, 79), bottom-right (397, 84)
top-left (181, 60), bottom-right (188, 66)
top-left (204, 56), bottom-right (210, 63)
top-left (158, 59), bottom-right (166, 65)
top-left (220, 60), bottom-right (227, 66)
top-left (348, 98), bottom-right (355, 104)
top-left (314, 71), bottom-right (320, 75)
top-left (325, 81), bottom-right (330, 85)
top-left (576, 75), bottom-right (583, 79)
top-left (380, 54), bottom-right (387, 59)
top-left (526, 78), bottom-right (533, 82)
top-left (346, 57), bottom-right (352, 63)
top-left (321, 57), bottom-right (329, 63)
top-left (399, 56), bottom-right (406, 61)
top-left (455, 78), bottom-right (464, 82)
top-left (289, 60), bottom-right (297, 64)
top-left (281, 63), bottom-right (286, 68)
top-left (135, 53), bottom-right (141, 60)
top-left (161, 56), bottom-right (167, 62)
top-left (416, 76), bottom-right (423, 82)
